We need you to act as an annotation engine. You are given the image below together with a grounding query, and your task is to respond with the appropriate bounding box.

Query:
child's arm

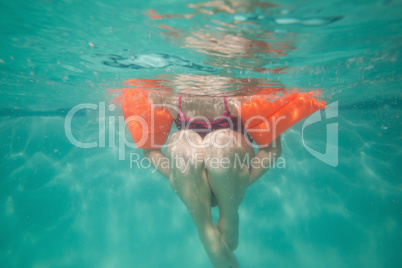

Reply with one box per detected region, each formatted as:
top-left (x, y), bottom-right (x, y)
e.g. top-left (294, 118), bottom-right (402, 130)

top-left (143, 148), bottom-right (171, 179)
top-left (248, 136), bottom-right (282, 185)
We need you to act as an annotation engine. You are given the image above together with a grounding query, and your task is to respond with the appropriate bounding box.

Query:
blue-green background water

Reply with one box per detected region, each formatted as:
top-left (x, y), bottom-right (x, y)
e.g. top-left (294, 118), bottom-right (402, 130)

top-left (0, 0), bottom-right (401, 267)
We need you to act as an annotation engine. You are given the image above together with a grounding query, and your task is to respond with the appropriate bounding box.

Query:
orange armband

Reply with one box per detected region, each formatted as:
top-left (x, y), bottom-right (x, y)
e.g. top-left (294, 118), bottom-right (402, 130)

top-left (240, 91), bottom-right (326, 146)
top-left (121, 79), bottom-right (173, 149)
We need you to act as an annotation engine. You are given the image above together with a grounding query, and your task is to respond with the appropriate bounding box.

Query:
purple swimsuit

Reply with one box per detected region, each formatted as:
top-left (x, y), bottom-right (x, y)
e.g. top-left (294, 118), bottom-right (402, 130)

top-left (174, 96), bottom-right (253, 142)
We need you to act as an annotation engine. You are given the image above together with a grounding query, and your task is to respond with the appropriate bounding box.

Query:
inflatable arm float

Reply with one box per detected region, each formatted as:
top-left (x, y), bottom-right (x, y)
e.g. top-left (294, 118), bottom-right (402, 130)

top-left (121, 79), bottom-right (173, 149)
top-left (240, 91), bottom-right (326, 146)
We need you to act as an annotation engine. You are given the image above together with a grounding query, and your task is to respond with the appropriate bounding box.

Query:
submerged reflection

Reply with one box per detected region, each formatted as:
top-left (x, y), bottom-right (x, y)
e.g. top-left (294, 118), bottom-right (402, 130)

top-left (146, 0), bottom-right (295, 73)
top-left (146, 0), bottom-right (277, 19)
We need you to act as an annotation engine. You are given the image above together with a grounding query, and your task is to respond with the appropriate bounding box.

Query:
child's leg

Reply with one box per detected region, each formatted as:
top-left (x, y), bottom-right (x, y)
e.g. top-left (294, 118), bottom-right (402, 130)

top-left (166, 130), bottom-right (238, 268)
top-left (203, 129), bottom-right (255, 251)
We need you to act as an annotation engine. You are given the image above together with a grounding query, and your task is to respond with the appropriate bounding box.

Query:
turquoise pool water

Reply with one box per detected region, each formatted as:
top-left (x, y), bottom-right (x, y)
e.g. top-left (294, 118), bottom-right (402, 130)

top-left (0, 0), bottom-right (401, 267)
